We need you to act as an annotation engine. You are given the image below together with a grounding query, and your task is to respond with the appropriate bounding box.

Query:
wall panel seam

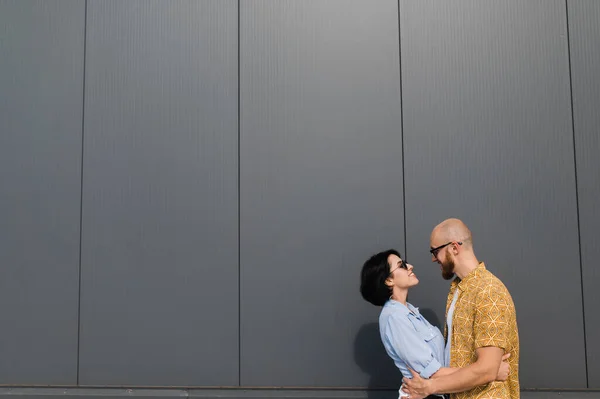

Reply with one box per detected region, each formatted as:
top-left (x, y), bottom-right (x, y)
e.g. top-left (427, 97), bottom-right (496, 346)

top-left (76, 0), bottom-right (89, 386)
top-left (565, 0), bottom-right (589, 388)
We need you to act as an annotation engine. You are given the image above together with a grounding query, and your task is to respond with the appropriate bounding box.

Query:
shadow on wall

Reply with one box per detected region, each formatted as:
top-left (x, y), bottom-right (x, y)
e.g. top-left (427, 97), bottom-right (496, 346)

top-left (354, 322), bottom-right (399, 399)
top-left (354, 309), bottom-right (443, 399)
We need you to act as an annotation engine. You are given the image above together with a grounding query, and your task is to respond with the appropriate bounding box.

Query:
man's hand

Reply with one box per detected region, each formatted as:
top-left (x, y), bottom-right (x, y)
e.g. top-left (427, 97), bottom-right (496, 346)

top-left (496, 353), bottom-right (511, 381)
top-left (402, 369), bottom-right (432, 399)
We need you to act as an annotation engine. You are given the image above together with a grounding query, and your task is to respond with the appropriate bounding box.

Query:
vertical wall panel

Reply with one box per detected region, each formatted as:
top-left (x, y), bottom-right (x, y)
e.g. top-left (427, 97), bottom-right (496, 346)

top-left (400, 0), bottom-right (586, 388)
top-left (568, 0), bottom-right (600, 388)
top-left (240, 0), bottom-right (403, 387)
top-left (79, 0), bottom-right (238, 386)
top-left (0, 0), bottom-right (83, 385)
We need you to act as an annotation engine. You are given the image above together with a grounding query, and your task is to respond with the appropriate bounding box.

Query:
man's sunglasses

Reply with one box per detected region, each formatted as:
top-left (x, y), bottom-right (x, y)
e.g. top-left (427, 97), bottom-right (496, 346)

top-left (430, 241), bottom-right (462, 257)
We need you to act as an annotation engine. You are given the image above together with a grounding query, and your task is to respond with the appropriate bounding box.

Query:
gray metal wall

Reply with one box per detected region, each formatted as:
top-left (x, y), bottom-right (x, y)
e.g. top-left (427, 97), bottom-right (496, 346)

top-left (240, 0), bottom-right (403, 388)
top-left (78, 0), bottom-right (239, 386)
top-left (568, 0), bottom-right (600, 389)
top-left (0, 0), bottom-right (84, 385)
top-left (1, 0), bottom-right (599, 396)
top-left (400, 0), bottom-right (585, 389)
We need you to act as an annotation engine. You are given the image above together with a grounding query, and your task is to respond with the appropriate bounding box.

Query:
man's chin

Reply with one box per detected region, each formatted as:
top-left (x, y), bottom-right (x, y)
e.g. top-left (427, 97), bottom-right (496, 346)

top-left (442, 271), bottom-right (455, 280)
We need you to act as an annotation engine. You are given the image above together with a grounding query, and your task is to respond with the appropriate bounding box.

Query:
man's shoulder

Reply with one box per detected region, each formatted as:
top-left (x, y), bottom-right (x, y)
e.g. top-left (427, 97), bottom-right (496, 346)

top-left (471, 269), bottom-right (518, 314)
top-left (474, 267), bottom-right (509, 291)
top-left (467, 268), bottom-right (515, 305)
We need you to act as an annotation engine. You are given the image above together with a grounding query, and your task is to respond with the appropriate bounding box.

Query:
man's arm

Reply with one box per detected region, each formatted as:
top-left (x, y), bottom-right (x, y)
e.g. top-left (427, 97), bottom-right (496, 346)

top-left (403, 346), bottom-right (504, 397)
top-left (430, 353), bottom-right (510, 380)
top-left (399, 367), bottom-right (458, 399)
top-left (430, 346), bottom-right (503, 392)
top-left (430, 367), bottom-right (458, 378)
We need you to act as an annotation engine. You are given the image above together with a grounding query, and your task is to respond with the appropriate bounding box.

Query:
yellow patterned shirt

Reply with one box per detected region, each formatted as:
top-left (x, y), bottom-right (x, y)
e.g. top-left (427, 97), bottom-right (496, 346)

top-left (444, 262), bottom-right (520, 399)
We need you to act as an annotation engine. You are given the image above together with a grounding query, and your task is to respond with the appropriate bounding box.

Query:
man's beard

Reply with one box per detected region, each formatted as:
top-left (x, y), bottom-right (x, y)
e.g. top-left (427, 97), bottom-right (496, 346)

top-left (441, 251), bottom-right (455, 280)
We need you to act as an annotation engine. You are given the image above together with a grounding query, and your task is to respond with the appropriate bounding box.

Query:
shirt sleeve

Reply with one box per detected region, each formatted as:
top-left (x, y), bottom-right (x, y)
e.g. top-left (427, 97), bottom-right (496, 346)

top-left (473, 282), bottom-right (514, 350)
top-left (383, 313), bottom-right (442, 379)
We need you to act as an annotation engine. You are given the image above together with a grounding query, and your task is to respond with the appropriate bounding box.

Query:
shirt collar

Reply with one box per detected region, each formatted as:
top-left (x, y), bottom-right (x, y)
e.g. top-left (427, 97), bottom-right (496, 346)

top-left (386, 299), bottom-right (420, 316)
top-left (453, 262), bottom-right (486, 291)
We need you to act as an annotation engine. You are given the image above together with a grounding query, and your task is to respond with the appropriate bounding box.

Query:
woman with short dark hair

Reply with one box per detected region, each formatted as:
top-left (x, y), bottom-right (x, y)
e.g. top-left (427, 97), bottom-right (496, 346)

top-left (360, 249), bottom-right (508, 399)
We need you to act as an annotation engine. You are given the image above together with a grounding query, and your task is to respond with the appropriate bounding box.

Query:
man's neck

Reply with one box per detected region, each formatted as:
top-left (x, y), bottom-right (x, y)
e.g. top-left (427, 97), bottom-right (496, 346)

top-left (454, 256), bottom-right (480, 279)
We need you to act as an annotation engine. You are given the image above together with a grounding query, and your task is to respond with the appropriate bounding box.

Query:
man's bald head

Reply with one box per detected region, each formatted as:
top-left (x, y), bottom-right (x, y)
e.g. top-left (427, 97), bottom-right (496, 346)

top-left (431, 218), bottom-right (473, 248)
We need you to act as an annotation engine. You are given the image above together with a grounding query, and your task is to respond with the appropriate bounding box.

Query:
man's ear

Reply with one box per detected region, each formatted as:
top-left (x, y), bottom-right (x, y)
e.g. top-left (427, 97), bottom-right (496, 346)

top-left (452, 242), bottom-right (461, 254)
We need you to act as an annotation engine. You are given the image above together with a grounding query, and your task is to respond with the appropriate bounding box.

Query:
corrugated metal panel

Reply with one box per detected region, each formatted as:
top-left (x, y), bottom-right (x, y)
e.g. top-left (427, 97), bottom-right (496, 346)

top-left (400, 0), bottom-right (585, 388)
top-left (79, 0), bottom-right (239, 386)
top-left (0, 0), bottom-right (84, 385)
top-left (240, 0), bottom-right (403, 387)
top-left (568, 0), bottom-right (600, 389)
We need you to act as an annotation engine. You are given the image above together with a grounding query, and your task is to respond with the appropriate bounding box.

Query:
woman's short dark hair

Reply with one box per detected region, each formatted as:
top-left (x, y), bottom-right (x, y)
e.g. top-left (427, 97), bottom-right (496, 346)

top-left (360, 249), bottom-right (401, 306)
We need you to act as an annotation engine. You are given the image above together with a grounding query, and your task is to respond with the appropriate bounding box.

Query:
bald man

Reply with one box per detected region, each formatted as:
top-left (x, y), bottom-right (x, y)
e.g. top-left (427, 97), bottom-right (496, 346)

top-left (403, 218), bottom-right (519, 399)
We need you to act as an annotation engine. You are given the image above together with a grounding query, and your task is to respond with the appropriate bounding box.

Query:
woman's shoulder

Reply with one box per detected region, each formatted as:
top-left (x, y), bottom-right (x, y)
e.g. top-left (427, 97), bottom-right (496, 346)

top-left (379, 301), bottom-right (411, 328)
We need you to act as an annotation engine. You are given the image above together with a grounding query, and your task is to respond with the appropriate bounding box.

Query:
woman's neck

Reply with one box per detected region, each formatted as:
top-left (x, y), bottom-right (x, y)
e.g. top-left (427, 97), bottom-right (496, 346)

top-left (390, 288), bottom-right (407, 305)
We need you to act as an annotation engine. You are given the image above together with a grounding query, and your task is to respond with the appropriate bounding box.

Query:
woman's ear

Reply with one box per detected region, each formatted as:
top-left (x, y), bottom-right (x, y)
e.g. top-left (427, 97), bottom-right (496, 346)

top-left (384, 277), bottom-right (394, 287)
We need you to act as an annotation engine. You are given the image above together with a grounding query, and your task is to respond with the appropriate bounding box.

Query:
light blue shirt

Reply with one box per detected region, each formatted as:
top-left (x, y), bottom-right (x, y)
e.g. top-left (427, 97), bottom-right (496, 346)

top-left (444, 289), bottom-right (460, 367)
top-left (379, 299), bottom-right (445, 379)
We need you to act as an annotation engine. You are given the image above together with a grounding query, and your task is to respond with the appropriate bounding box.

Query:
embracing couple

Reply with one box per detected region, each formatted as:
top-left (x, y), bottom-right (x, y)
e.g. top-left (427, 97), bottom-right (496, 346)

top-left (360, 218), bottom-right (520, 399)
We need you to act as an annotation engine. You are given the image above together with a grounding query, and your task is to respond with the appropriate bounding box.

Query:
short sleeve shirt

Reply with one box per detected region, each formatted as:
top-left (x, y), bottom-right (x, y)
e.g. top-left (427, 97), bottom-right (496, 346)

top-left (445, 262), bottom-right (520, 399)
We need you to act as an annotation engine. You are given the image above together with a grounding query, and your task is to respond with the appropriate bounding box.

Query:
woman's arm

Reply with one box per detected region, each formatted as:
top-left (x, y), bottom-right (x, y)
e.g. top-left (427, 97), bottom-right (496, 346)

top-left (383, 313), bottom-right (444, 379)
